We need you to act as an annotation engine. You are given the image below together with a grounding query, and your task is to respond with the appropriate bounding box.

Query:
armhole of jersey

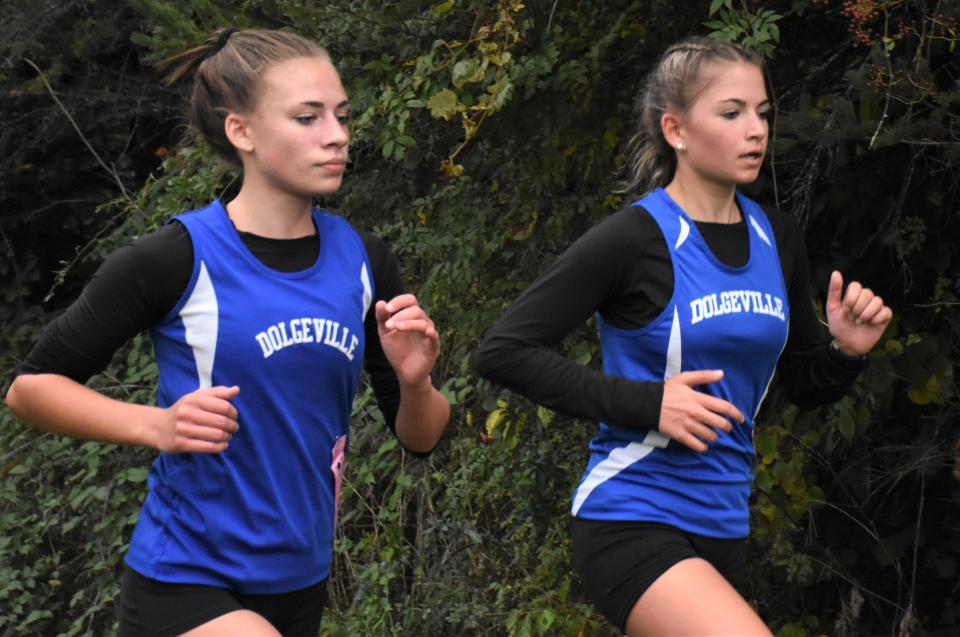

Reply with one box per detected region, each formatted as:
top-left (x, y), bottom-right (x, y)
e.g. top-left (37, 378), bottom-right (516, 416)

top-left (158, 218), bottom-right (203, 323)
top-left (749, 201), bottom-right (791, 315)
top-left (360, 231), bottom-right (397, 304)
top-left (603, 202), bottom-right (678, 337)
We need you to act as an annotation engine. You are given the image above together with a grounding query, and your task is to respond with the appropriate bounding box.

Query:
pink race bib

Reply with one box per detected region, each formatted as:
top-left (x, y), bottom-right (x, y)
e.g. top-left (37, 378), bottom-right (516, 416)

top-left (330, 435), bottom-right (347, 531)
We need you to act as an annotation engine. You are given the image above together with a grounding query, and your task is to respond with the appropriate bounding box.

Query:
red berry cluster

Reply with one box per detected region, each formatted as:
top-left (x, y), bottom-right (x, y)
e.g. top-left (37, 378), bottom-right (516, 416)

top-left (812, 0), bottom-right (907, 48)
top-left (841, 0), bottom-right (887, 47)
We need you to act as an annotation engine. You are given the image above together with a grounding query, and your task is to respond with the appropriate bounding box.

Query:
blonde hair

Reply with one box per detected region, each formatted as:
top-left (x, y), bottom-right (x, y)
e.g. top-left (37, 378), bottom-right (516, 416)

top-left (160, 28), bottom-right (331, 165)
top-left (620, 36), bottom-right (765, 194)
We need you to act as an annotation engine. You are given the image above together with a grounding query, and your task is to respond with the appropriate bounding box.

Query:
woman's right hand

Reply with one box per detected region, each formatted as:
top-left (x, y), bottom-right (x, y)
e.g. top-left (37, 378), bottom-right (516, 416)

top-left (156, 385), bottom-right (240, 453)
top-left (659, 370), bottom-right (743, 453)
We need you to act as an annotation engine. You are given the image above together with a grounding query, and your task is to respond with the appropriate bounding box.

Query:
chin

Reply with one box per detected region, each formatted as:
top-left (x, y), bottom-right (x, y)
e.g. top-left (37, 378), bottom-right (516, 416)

top-left (733, 171), bottom-right (761, 185)
top-left (304, 182), bottom-right (343, 198)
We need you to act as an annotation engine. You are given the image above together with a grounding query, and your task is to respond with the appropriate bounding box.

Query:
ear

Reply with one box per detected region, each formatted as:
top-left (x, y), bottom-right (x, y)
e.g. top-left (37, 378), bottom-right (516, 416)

top-left (660, 111), bottom-right (685, 152)
top-left (224, 112), bottom-right (254, 154)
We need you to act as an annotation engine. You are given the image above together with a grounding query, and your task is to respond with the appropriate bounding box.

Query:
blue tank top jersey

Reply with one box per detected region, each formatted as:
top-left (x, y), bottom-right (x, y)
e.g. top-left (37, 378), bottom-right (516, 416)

top-left (571, 187), bottom-right (789, 538)
top-left (125, 201), bottom-right (373, 593)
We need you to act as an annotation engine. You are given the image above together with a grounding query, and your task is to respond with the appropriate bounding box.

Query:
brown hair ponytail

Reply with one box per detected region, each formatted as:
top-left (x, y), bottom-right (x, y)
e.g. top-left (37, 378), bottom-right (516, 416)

top-left (159, 28), bottom-right (331, 165)
top-left (620, 37), bottom-right (765, 195)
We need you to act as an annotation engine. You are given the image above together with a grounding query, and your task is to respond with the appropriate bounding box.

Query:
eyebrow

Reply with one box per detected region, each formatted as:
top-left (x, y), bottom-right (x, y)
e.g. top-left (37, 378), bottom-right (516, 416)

top-left (300, 100), bottom-right (350, 109)
top-left (718, 98), bottom-right (772, 108)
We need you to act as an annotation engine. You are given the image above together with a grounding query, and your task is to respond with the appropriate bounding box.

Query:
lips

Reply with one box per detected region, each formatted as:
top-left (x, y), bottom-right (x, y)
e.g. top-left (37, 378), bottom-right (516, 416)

top-left (316, 160), bottom-right (346, 172)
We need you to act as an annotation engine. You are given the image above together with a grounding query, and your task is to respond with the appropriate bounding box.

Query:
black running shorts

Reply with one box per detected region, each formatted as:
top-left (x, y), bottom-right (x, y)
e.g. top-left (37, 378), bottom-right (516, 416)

top-left (117, 566), bottom-right (328, 637)
top-left (570, 518), bottom-right (748, 632)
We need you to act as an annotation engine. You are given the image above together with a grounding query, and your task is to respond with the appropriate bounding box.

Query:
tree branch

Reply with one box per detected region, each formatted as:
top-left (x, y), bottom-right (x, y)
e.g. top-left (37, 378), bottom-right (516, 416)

top-left (21, 57), bottom-right (131, 201)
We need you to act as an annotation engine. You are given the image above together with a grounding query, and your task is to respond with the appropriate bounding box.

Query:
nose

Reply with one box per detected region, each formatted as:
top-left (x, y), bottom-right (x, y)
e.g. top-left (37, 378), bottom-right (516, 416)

top-left (322, 112), bottom-right (349, 148)
top-left (747, 111), bottom-right (767, 141)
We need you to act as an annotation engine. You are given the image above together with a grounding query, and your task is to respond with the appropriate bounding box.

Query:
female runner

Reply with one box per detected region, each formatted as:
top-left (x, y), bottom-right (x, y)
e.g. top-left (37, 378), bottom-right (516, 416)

top-left (6, 27), bottom-right (450, 637)
top-left (476, 36), bottom-right (891, 636)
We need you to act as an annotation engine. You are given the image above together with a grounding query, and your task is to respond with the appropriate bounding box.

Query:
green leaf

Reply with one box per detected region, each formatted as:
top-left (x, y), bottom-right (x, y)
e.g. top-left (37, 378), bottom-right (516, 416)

top-left (487, 77), bottom-right (514, 111)
top-left (23, 609), bottom-right (52, 625)
top-left (536, 608), bottom-right (557, 635)
top-left (907, 374), bottom-right (942, 405)
top-left (124, 467), bottom-right (149, 483)
top-left (837, 402), bottom-right (856, 440)
top-left (755, 430), bottom-right (777, 462)
top-left (452, 58), bottom-right (486, 88)
top-left (517, 615), bottom-right (533, 637)
top-left (709, 0), bottom-right (726, 16)
top-left (377, 438), bottom-right (399, 454)
top-left (755, 469), bottom-right (774, 493)
top-left (427, 88), bottom-right (460, 120)
top-left (430, 0), bottom-right (454, 16)
top-left (536, 405), bottom-right (554, 426)
top-left (776, 623), bottom-right (809, 637)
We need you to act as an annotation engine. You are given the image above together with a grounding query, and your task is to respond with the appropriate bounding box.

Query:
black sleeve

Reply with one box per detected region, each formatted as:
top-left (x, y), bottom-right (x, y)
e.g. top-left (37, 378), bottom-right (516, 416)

top-left (359, 232), bottom-right (406, 438)
top-left (765, 207), bottom-right (866, 407)
top-left (475, 207), bottom-right (665, 431)
top-left (14, 223), bottom-right (193, 382)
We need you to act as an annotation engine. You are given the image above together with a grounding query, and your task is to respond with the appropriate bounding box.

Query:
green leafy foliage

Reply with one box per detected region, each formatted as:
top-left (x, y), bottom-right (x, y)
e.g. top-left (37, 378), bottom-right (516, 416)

top-left (1, 0), bottom-right (958, 635)
top-left (705, 1), bottom-right (782, 59)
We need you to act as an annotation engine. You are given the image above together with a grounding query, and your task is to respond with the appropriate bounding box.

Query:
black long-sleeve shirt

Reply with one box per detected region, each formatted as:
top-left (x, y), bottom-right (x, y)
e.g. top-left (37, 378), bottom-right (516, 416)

top-left (16, 219), bottom-right (406, 434)
top-left (475, 203), bottom-right (865, 431)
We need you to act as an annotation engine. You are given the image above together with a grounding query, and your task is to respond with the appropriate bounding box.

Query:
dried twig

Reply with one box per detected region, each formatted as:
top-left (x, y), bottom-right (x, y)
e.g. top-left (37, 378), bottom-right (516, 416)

top-left (546, 0), bottom-right (560, 32)
top-left (21, 57), bottom-right (131, 200)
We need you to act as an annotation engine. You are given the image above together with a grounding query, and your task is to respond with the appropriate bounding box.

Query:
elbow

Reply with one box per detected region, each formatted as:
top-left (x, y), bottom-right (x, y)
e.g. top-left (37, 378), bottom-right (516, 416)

top-left (473, 345), bottom-right (493, 381)
top-left (475, 330), bottom-right (539, 391)
top-left (396, 427), bottom-right (444, 459)
top-left (474, 335), bottom-right (504, 383)
top-left (5, 376), bottom-right (30, 424)
top-left (5, 374), bottom-right (57, 430)
top-left (402, 440), bottom-right (439, 459)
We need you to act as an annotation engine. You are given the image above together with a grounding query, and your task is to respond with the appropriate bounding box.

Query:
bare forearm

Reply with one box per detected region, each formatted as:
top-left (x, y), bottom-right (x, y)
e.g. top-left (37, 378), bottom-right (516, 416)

top-left (5, 373), bottom-right (163, 449)
top-left (394, 377), bottom-right (450, 454)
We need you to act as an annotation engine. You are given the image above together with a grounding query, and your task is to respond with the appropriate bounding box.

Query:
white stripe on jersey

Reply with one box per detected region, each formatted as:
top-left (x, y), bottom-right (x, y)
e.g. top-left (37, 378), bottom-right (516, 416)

top-left (360, 263), bottom-right (372, 321)
top-left (180, 261), bottom-right (218, 388)
top-left (571, 306), bottom-right (678, 515)
top-left (571, 431), bottom-right (670, 516)
top-left (748, 214), bottom-right (772, 247)
top-left (675, 215), bottom-right (690, 249)
top-left (666, 306), bottom-right (681, 380)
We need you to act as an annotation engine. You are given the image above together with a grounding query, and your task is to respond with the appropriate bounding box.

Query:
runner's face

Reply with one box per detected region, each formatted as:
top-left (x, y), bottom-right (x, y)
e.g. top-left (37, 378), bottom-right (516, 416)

top-left (674, 61), bottom-right (770, 187)
top-left (241, 56), bottom-right (350, 196)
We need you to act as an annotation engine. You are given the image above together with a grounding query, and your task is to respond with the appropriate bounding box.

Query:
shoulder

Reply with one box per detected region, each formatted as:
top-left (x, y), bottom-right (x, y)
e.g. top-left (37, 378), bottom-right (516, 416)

top-left (594, 203), bottom-right (661, 234)
top-left (88, 221), bottom-right (194, 321)
top-left (103, 222), bottom-right (193, 277)
top-left (357, 230), bottom-right (395, 265)
top-left (753, 201), bottom-right (797, 230)
top-left (172, 200), bottom-right (224, 220)
top-left (165, 201), bottom-right (226, 235)
top-left (736, 190), bottom-right (801, 252)
top-left (749, 201), bottom-right (808, 286)
top-left (356, 230), bottom-right (404, 299)
top-left (577, 204), bottom-right (662, 251)
top-left (754, 202), bottom-right (802, 251)
top-left (313, 210), bottom-right (384, 256)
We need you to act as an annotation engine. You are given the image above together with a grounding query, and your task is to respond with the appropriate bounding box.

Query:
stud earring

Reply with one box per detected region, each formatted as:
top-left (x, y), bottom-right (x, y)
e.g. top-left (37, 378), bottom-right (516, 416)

top-left (676, 142), bottom-right (685, 151)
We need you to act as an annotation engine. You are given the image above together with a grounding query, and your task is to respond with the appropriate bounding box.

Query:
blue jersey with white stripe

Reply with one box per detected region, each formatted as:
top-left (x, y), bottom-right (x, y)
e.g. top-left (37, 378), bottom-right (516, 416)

top-left (125, 201), bottom-right (372, 593)
top-left (571, 188), bottom-right (789, 538)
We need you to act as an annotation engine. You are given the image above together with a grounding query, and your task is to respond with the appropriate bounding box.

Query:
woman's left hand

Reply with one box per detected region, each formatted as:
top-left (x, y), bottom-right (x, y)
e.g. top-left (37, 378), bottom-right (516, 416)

top-left (826, 270), bottom-right (893, 356)
top-left (375, 294), bottom-right (440, 387)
